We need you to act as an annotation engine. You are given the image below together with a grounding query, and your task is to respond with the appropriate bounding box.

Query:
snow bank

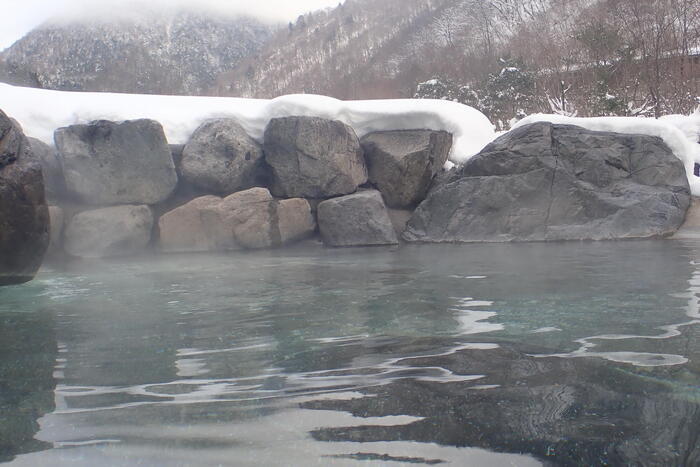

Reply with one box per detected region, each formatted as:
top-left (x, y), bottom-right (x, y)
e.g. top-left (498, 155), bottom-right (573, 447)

top-left (515, 113), bottom-right (700, 196)
top-left (0, 83), bottom-right (495, 165)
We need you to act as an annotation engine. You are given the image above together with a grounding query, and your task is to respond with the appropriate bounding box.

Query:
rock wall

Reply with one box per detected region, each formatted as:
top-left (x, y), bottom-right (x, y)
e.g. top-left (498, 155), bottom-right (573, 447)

top-left (8, 109), bottom-right (695, 267)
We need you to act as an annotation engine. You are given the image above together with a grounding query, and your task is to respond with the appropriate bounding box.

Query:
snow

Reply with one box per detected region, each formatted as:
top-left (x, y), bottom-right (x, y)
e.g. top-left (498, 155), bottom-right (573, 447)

top-left (0, 83), bottom-right (495, 165)
top-left (515, 113), bottom-right (700, 196)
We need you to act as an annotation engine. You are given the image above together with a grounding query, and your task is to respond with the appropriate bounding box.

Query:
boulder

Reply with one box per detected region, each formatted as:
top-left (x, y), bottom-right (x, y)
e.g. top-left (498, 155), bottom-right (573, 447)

top-left (215, 188), bottom-right (276, 249)
top-left (277, 198), bottom-right (316, 244)
top-left (264, 116), bottom-right (367, 198)
top-left (0, 111), bottom-right (50, 285)
top-left (387, 209), bottom-right (413, 238)
top-left (180, 119), bottom-right (267, 195)
top-left (64, 205), bottom-right (153, 258)
top-left (47, 206), bottom-right (65, 256)
top-left (318, 190), bottom-right (398, 247)
top-left (55, 119), bottom-right (177, 205)
top-left (404, 122), bottom-right (691, 243)
top-left (27, 137), bottom-right (66, 201)
top-left (157, 196), bottom-right (231, 253)
top-left (361, 130), bottom-right (452, 208)
top-left (158, 188), bottom-right (316, 252)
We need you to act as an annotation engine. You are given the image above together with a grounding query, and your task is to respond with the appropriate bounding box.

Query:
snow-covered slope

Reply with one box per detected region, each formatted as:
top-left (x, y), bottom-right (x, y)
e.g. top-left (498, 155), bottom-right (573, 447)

top-left (0, 12), bottom-right (272, 95)
top-left (515, 113), bottom-right (700, 195)
top-left (0, 84), bottom-right (496, 164)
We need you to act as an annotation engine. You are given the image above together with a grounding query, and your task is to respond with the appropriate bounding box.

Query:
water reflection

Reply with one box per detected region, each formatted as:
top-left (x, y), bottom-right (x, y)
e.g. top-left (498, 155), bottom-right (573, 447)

top-left (0, 241), bottom-right (700, 465)
top-left (0, 310), bottom-right (56, 462)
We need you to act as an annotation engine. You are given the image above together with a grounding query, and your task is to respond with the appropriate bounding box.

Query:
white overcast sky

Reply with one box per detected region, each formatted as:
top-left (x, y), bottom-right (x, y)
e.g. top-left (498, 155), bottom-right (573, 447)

top-left (1, 0), bottom-right (342, 50)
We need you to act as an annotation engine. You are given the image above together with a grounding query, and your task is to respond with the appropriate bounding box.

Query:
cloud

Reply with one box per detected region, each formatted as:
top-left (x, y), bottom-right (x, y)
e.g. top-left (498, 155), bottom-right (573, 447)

top-left (0, 0), bottom-right (342, 50)
top-left (51, 0), bottom-right (342, 23)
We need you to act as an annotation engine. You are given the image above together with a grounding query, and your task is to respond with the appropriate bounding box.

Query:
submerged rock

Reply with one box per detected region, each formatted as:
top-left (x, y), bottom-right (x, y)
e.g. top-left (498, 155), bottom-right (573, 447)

top-left (0, 110), bottom-right (49, 285)
top-left (158, 188), bottom-right (315, 252)
top-left (64, 205), bottom-right (154, 258)
top-left (318, 190), bottom-right (398, 247)
top-left (180, 118), bottom-right (267, 196)
top-left (361, 129), bottom-right (452, 208)
top-left (405, 122), bottom-right (691, 243)
top-left (263, 116), bottom-right (367, 199)
top-left (55, 119), bottom-right (177, 205)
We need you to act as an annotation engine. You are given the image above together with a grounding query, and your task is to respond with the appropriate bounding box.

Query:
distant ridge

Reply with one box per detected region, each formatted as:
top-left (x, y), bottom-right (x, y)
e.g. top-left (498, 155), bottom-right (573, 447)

top-left (0, 10), bottom-right (273, 95)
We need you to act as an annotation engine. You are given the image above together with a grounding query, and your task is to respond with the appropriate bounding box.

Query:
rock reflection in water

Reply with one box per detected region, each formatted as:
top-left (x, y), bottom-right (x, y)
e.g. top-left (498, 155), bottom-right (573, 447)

top-left (0, 311), bottom-right (56, 462)
top-left (305, 344), bottom-right (700, 466)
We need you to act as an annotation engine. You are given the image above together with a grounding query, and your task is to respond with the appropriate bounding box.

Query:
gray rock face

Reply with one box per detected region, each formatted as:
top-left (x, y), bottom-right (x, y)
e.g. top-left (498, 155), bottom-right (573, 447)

top-left (181, 119), bottom-right (267, 195)
top-left (264, 116), bottom-right (367, 198)
top-left (27, 137), bottom-right (66, 201)
top-left (0, 111), bottom-right (50, 285)
top-left (55, 119), bottom-right (177, 205)
top-left (64, 205), bottom-right (154, 258)
top-left (361, 130), bottom-right (452, 208)
top-left (158, 188), bottom-right (316, 252)
top-left (318, 190), bottom-right (398, 247)
top-left (405, 122), bottom-right (691, 243)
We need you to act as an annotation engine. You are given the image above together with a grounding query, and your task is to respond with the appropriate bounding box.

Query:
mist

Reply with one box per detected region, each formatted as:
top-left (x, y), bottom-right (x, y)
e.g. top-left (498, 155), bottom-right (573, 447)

top-left (0, 0), bottom-right (342, 49)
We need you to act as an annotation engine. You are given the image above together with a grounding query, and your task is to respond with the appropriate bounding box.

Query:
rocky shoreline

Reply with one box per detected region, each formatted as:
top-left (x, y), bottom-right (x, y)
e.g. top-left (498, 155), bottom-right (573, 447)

top-left (0, 107), bottom-right (696, 284)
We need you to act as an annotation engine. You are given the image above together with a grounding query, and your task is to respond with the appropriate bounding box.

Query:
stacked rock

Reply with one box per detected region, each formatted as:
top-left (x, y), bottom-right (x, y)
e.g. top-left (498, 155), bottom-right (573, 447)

top-left (30, 112), bottom-right (453, 259)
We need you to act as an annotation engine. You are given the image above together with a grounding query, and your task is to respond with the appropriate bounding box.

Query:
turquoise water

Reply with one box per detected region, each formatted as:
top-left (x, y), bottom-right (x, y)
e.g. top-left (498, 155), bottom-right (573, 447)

top-left (1, 241), bottom-right (700, 466)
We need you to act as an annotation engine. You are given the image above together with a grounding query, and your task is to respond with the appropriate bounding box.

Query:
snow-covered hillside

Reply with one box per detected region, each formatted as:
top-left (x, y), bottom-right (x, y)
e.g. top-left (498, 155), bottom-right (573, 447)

top-left (0, 11), bottom-right (272, 95)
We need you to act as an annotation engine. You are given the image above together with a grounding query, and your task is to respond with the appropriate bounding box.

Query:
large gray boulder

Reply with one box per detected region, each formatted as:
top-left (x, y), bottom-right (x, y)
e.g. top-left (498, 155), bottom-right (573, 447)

top-left (181, 119), bottom-right (267, 195)
top-left (158, 188), bottom-right (316, 252)
top-left (64, 205), bottom-right (154, 258)
top-left (263, 116), bottom-right (367, 198)
top-left (318, 190), bottom-right (398, 247)
top-left (55, 119), bottom-right (177, 205)
top-left (0, 110), bottom-right (50, 285)
top-left (404, 122), bottom-right (691, 243)
top-left (361, 130), bottom-right (452, 208)
top-left (27, 137), bottom-right (66, 201)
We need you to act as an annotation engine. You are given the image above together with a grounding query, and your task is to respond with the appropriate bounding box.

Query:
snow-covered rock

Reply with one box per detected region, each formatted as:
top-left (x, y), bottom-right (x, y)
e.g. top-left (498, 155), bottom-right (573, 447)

top-left (264, 116), bottom-right (367, 199)
top-left (0, 84), bottom-right (496, 169)
top-left (361, 129), bottom-right (452, 208)
top-left (405, 122), bottom-right (691, 243)
top-left (181, 118), bottom-right (267, 196)
top-left (516, 113), bottom-right (700, 195)
top-left (55, 119), bottom-right (178, 205)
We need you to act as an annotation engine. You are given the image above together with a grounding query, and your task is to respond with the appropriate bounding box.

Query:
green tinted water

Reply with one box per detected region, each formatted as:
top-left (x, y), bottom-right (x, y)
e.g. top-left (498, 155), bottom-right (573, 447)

top-left (1, 241), bottom-right (699, 465)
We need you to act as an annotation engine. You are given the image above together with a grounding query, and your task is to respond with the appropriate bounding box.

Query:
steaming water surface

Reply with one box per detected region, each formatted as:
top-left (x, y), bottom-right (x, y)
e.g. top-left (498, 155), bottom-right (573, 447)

top-left (2, 241), bottom-right (700, 465)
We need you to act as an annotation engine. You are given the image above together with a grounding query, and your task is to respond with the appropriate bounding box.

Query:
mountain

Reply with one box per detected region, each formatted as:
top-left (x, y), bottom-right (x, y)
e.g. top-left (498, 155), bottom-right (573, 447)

top-left (0, 11), bottom-right (274, 95)
top-left (214, 0), bottom-right (464, 99)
